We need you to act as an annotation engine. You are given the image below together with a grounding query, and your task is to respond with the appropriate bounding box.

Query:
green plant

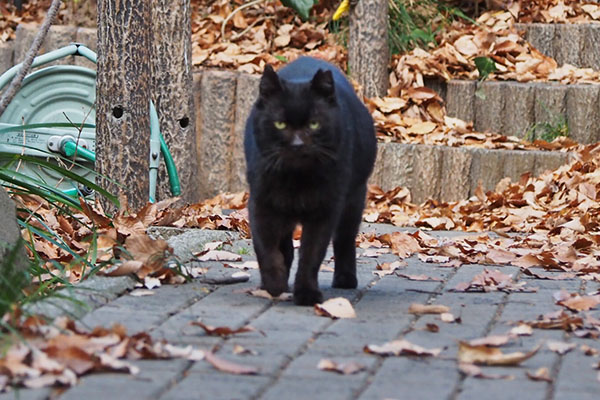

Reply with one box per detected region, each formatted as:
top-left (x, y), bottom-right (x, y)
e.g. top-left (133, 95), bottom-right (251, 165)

top-left (524, 101), bottom-right (569, 142)
top-left (281, 0), bottom-right (319, 20)
top-left (0, 240), bottom-right (30, 319)
top-left (388, 0), bottom-right (472, 54)
top-left (0, 138), bottom-right (118, 325)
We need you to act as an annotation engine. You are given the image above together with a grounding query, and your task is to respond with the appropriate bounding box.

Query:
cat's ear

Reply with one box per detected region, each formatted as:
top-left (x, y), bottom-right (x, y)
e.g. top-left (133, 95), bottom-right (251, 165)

top-left (259, 65), bottom-right (282, 98)
top-left (311, 69), bottom-right (335, 100)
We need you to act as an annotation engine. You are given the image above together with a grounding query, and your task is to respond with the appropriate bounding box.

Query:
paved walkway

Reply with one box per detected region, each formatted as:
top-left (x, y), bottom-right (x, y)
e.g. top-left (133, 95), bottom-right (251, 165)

top-left (2, 224), bottom-right (599, 400)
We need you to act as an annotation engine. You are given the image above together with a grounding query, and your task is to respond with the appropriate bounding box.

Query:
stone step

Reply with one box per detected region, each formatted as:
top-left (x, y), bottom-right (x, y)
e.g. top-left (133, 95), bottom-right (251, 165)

top-left (441, 79), bottom-right (600, 144)
top-left (2, 24), bottom-right (574, 204)
top-left (515, 22), bottom-right (600, 69)
top-left (194, 70), bottom-right (573, 204)
top-left (370, 143), bottom-right (572, 204)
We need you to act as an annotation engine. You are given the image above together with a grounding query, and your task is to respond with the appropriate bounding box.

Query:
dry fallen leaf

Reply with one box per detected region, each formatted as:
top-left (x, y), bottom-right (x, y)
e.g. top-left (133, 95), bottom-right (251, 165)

top-left (196, 250), bottom-right (242, 262)
top-left (317, 359), bottom-right (366, 375)
top-left (408, 303), bottom-right (450, 315)
top-left (246, 289), bottom-right (293, 301)
top-left (315, 297), bottom-right (357, 319)
top-left (225, 261), bottom-right (259, 270)
top-left (129, 289), bottom-right (155, 297)
top-left (510, 324), bottom-right (533, 336)
top-left (459, 362), bottom-right (514, 380)
top-left (364, 339), bottom-right (442, 357)
top-left (546, 341), bottom-right (577, 355)
top-left (232, 345), bottom-right (258, 356)
top-left (526, 367), bottom-right (553, 383)
top-left (467, 335), bottom-right (513, 347)
top-left (557, 294), bottom-right (600, 312)
top-left (191, 320), bottom-right (263, 337)
top-left (458, 341), bottom-right (540, 366)
top-left (441, 312), bottom-right (458, 323)
top-left (204, 351), bottom-right (259, 375)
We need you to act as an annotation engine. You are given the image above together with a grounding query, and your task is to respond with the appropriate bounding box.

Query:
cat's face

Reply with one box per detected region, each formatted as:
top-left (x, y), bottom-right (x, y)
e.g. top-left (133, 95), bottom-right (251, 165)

top-left (252, 65), bottom-right (340, 168)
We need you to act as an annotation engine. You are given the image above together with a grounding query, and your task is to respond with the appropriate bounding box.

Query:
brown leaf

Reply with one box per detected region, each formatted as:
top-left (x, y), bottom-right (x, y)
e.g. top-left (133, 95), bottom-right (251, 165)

top-left (246, 289), bottom-right (293, 301)
top-left (364, 339), bottom-right (441, 357)
top-left (459, 363), bottom-right (514, 380)
top-left (458, 341), bottom-right (540, 366)
top-left (197, 250), bottom-right (242, 262)
top-left (546, 341), bottom-right (576, 355)
top-left (467, 335), bottom-right (513, 347)
top-left (204, 351), bottom-right (258, 375)
top-left (191, 320), bottom-right (263, 337)
top-left (317, 359), bottom-right (366, 375)
top-left (408, 303), bottom-right (450, 315)
top-left (315, 298), bottom-right (357, 319)
top-left (558, 294), bottom-right (600, 312)
top-left (510, 324), bottom-right (533, 336)
top-left (526, 367), bottom-right (553, 383)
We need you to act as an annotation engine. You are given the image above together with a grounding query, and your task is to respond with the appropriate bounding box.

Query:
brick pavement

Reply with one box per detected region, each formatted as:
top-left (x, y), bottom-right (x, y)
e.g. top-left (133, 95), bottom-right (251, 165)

top-left (2, 224), bottom-right (599, 400)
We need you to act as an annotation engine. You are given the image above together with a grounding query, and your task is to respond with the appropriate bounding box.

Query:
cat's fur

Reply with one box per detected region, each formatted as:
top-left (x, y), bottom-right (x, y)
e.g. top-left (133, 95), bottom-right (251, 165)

top-left (244, 57), bottom-right (377, 305)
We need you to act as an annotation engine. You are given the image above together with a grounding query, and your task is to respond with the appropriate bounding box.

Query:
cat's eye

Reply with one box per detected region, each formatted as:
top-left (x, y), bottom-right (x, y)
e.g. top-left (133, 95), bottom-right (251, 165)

top-left (309, 121), bottom-right (320, 130)
top-left (274, 121), bottom-right (287, 130)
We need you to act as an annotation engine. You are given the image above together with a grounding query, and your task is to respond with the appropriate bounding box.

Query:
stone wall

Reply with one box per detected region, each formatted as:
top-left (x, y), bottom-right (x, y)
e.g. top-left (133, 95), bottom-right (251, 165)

top-left (443, 79), bottom-right (600, 144)
top-left (1, 25), bottom-right (575, 204)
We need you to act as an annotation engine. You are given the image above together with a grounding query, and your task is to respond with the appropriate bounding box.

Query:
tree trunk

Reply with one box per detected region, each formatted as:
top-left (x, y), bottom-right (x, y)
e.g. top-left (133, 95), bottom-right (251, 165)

top-left (151, 0), bottom-right (199, 203)
top-left (96, 1), bottom-right (151, 211)
top-left (349, 0), bottom-right (389, 98)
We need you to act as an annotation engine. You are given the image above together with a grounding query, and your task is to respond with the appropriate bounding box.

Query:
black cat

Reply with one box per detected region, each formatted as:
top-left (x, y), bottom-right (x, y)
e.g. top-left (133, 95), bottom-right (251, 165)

top-left (244, 57), bottom-right (377, 305)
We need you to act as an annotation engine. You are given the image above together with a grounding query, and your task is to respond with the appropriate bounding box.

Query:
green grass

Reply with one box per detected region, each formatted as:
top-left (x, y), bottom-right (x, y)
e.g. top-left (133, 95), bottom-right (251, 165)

top-left (388, 0), bottom-right (473, 55)
top-left (525, 102), bottom-right (569, 142)
top-left (330, 0), bottom-right (473, 56)
top-left (0, 147), bottom-right (118, 329)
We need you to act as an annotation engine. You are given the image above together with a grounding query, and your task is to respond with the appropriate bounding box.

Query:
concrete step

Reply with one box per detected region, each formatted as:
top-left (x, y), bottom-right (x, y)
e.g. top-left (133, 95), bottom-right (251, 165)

top-left (515, 22), bottom-right (600, 69)
top-left (2, 24), bottom-right (574, 204)
top-left (194, 70), bottom-right (573, 204)
top-left (440, 79), bottom-right (600, 144)
top-left (370, 143), bottom-right (572, 204)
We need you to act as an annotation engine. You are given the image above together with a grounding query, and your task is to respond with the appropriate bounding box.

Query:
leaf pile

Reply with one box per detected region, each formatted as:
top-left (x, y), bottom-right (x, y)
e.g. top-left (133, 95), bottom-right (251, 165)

top-left (367, 88), bottom-right (579, 151)
top-left (361, 145), bottom-right (600, 281)
top-left (13, 194), bottom-right (174, 284)
top-left (153, 191), bottom-right (251, 237)
top-left (191, 0), bottom-right (345, 73)
top-left (0, 315), bottom-right (205, 392)
top-left (392, 10), bottom-right (600, 87)
top-left (517, 0), bottom-right (600, 24)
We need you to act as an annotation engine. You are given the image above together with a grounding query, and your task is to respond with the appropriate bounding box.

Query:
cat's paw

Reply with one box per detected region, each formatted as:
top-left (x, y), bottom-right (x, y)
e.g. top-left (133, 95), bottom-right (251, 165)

top-left (332, 274), bottom-right (358, 289)
top-left (293, 288), bottom-right (323, 306)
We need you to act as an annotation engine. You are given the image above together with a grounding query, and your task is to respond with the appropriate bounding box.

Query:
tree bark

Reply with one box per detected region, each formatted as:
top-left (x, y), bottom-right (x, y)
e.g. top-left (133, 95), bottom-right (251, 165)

top-left (348, 0), bottom-right (389, 98)
top-left (96, 0), bottom-right (151, 211)
top-left (151, 0), bottom-right (199, 203)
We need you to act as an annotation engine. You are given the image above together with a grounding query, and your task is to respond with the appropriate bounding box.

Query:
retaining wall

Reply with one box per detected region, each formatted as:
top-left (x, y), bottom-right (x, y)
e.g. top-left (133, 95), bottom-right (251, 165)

top-left (441, 79), bottom-right (600, 144)
top-left (1, 24), bottom-right (575, 204)
top-left (515, 23), bottom-right (600, 69)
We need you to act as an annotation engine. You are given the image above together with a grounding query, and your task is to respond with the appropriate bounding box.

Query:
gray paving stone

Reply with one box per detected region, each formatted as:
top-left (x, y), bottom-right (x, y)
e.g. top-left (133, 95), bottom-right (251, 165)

top-left (160, 372), bottom-right (269, 400)
top-left (60, 367), bottom-right (179, 400)
top-left (458, 373), bottom-right (548, 400)
top-left (7, 226), bottom-right (600, 399)
top-left (0, 388), bottom-right (51, 400)
top-left (260, 375), bottom-right (362, 400)
top-left (553, 348), bottom-right (600, 400)
top-left (359, 359), bottom-right (458, 400)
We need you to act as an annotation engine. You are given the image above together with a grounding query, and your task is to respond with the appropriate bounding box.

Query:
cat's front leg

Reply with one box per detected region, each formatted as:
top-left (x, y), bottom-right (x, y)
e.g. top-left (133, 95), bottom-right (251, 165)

top-left (294, 220), bottom-right (334, 305)
top-left (250, 209), bottom-right (294, 297)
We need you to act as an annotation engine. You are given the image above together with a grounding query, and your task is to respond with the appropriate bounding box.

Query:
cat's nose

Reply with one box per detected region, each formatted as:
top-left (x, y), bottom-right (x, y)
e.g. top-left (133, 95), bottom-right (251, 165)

top-left (291, 134), bottom-right (304, 147)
